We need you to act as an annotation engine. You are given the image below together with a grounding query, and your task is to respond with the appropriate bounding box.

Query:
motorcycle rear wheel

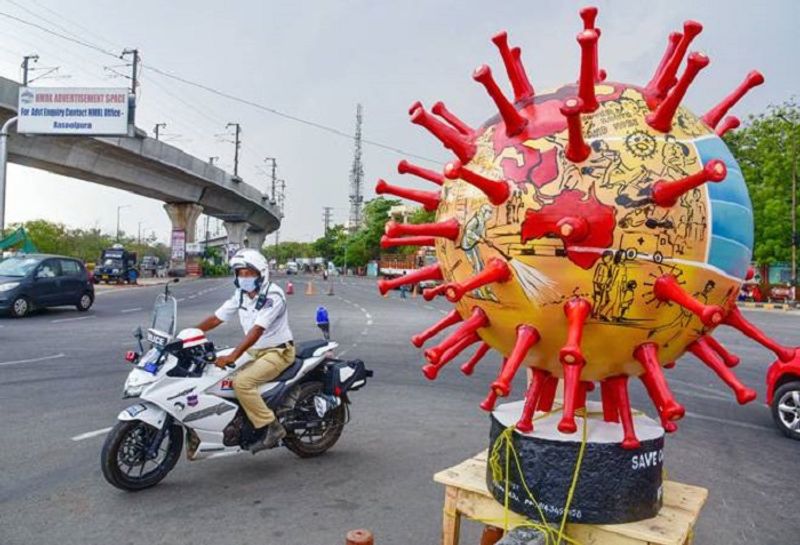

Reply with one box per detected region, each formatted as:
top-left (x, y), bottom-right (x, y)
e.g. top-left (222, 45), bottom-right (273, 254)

top-left (101, 420), bottom-right (183, 491)
top-left (282, 381), bottom-right (346, 458)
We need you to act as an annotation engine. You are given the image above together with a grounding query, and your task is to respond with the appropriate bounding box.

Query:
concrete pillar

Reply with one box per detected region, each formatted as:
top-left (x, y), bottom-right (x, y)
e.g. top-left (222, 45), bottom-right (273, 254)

top-left (223, 221), bottom-right (249, 259)
top-left (245, 229), bottom-right (267, 250)
top-left (164, 202), bottom-right (203, 274)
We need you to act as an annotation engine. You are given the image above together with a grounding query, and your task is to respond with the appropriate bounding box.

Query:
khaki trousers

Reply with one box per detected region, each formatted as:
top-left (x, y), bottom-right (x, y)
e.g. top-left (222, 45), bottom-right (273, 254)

top-left (233, 344), bottom-right (296, 428)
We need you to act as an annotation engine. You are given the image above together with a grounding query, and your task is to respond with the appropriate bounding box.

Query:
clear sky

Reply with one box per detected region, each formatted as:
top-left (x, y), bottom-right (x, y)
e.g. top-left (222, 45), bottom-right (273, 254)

top-left (0, 0), bottom-right (797, 243)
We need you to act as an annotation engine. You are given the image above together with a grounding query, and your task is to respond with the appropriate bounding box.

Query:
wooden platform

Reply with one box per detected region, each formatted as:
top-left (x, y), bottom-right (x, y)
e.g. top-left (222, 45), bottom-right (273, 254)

top-left (433, 450), bottom-right (708, 545)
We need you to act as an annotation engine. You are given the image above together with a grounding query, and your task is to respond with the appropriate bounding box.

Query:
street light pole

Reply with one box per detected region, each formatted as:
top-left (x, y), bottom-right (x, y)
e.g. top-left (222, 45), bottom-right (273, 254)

top-left (153, 123), bottom-right (166, 140)
top-left (264, 157), bottom-right (277, 200)
top-left (226, 123), bottom-right (241, 178)
top-left (116, 205), bottom-right (131, 242)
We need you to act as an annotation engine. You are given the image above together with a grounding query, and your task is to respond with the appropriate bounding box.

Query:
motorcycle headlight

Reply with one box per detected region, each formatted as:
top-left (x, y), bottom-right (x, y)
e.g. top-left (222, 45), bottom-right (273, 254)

top-left (123, 383), bottom-right (145, 398)
top-left (112, 268), bottom-right (120, 274)
top-left (0, 282), bottom-right (19, 292)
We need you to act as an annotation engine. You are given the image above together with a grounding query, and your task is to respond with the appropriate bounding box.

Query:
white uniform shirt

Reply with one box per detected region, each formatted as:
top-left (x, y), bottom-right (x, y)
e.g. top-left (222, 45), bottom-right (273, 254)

top-left (214, 283), bottom-right (293, 349)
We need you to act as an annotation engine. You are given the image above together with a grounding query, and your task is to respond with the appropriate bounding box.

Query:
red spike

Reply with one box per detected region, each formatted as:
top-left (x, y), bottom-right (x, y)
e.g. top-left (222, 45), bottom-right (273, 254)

top-left (702, 71), bottom-right (765, 128)
top-left (375, 178), bottom-right (440, 211)
top-left (422, 332), bottom-right (480, 380)
top-left (559, 298), bottom-right (591, 433)
top-left (408, 101), bottom-right (423, 115)
top-left (511, 47), bottom-right (535, 99)
top-left (651, 159), bottom-right (727, 207)
top-left (422, 284), bottom-right (448, 301)
top-left (645, 32), bottom-right (682, 97)
top-left (409, 104), bottom-right (476, 163)
top-left (443, 258), bottom-right (512, 303)
top-left (560, 97), bottom-right (591, 163)
top-left (723, 306), bottom-right (796, 362)
top-left (605, 375), bottom-right (641, 450)
top-left (539, 375), bottom-right (558, 412)
top-left (461, 342), bottom-right (491, 376)
top-left (385, 218), bottom-right (460, 241)
top-left (579, 7), bottom-right (603, 83)
top-left (635, 343), bottom-right (685, 422)
top-left (378, 263), bottom-right (443, 296)
top-left (424, 307), bottom-right (489, 365)
top-left (410, 308), bottom-right (462, 348)
top-left (703, 335), bottom-right (740, 367)
top-left (515, 368), bottom-right (551, 432)
top-left (576, 29), bottom-right (600, 113)
top-left (716, 116), bottom-right (740, 137)
top-left (654, 20), bottom-right (703, 99)
top-left (380, 235), bottom-right (436, 249)
top-left (398, 159), bottom-right (445, 186)
top-left (688, 338), bottom-right (757, 404)
top-left (646, 51), bottom-right (710, 133)
top-left (491, 325), bottom-right (540, 397)
top-left (600, 380), bottom-right (620, 423)
top-left (560, 298), bottom-right (592, 366)
top-left (473, 64), bottom-right (528, 136)
top-left (491, 32), bottom-right (534, 102)
top-left (652, 274), bottom-right (725, 327)
top-left (431, 101), bottom-right (473, 136)
top-left (480, 358), bottom-right (507, 411)
top-left (444, 161), bottom-right (510, 205)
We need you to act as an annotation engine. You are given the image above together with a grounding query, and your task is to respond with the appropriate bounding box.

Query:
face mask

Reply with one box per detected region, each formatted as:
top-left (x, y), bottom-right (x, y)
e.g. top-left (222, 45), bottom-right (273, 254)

top-left (238, 277), bottom-right (259, 293)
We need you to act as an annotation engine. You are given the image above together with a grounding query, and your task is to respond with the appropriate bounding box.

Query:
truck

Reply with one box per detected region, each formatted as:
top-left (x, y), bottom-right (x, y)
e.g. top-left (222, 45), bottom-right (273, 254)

top-left (94, 245), bottom-right (139, 284)
top-left (379, 247), bottom-right (439, 288)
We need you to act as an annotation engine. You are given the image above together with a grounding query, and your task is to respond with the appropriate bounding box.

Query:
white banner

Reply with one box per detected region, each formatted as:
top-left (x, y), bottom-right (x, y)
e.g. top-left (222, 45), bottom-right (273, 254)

top-left (17, 87), bottom-right (130, 135)
top-left (171, 229), bottom-right (186, 261)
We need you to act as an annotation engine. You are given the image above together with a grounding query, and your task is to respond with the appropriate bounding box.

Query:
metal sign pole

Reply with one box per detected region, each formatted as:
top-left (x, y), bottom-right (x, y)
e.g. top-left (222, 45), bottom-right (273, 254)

top-left (0, 116), bottom-right (18, 235)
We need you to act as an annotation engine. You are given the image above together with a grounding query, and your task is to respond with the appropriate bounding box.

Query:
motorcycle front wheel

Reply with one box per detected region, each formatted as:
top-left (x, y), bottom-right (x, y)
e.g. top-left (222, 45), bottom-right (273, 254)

top-left (281, 381), bottom-right (346, 458)
top-left (101, 420), bottom-right (183, 491)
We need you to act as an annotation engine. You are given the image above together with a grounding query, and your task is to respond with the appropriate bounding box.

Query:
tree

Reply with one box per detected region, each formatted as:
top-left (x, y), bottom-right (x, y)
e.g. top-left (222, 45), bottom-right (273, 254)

top-left (725, 100), bottom-right (800, 265)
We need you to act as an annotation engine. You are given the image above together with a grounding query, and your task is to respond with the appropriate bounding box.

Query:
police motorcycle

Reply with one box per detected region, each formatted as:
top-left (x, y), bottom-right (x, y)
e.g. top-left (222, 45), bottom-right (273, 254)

top-left (101, 280), bottom-right (371, 491)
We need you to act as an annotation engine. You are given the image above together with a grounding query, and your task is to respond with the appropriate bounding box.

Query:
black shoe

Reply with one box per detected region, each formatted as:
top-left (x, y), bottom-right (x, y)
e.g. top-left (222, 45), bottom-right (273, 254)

top-left (250, 421), bottom-right (286, 454)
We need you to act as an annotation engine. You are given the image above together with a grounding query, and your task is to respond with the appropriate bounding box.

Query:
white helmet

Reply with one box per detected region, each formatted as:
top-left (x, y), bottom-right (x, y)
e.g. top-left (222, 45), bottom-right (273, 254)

top-left (176, 327), bottom-right (209, 349)
top-left (229, 248), bottom-right (270, 285)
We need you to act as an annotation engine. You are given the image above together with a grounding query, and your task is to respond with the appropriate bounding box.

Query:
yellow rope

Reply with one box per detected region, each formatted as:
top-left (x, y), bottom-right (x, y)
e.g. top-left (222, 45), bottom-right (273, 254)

top-left (484, 408), bottom-right (590, 545)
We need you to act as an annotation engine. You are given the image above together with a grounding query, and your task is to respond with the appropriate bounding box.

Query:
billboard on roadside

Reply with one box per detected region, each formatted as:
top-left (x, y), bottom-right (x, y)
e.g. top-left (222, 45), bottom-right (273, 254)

top-left (17, 87), bottom-right (130, 135)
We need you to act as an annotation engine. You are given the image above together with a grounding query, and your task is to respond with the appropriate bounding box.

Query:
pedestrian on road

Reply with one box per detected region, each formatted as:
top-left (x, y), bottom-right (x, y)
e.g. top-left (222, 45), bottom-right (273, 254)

top-left (194, 249), bottom-right (294, 452)
top-left (399, 271), bottom-right (408, 299)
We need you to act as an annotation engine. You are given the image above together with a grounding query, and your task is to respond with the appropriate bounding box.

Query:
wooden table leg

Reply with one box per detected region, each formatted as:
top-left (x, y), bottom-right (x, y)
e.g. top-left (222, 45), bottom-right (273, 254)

top-left (442, 485), bottom-right (461, 545)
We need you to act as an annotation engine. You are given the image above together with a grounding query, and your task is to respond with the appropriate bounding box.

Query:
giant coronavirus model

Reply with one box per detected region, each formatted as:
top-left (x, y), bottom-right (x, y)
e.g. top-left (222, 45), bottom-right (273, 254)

top-left (375, 7), bottom-right (794, 450)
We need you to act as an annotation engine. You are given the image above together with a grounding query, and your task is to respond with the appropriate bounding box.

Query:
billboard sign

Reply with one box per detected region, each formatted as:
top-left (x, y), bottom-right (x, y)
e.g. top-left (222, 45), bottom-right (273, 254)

top-left (170, 229), bottom-right (186, 261)
top-left (17, 87), bottom-right (130, 135)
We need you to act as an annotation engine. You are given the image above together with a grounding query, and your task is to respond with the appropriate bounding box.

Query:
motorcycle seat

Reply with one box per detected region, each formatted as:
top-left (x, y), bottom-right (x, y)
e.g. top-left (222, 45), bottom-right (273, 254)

top-left (294, 339), bottom-right (328, 359)
top-left (272, 357), bottom-right (305, 382)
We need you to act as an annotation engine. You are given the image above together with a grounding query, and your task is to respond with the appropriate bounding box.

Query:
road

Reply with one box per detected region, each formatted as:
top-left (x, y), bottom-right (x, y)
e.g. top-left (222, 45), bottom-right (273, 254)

top-left (0, 274), bottom-right (797, 545)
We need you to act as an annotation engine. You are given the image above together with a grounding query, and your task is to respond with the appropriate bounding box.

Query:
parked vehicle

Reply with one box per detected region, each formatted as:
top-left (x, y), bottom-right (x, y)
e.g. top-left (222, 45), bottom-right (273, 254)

top-left (0, 254), bottom-right (94, 317)
top-left (95, 245), bottom-right (138, 284)
top-left (101, 282), bottom-right (372, 491)
top-left (286, 261), bottom-right (299, 275)
top-left (767, 354), bottom-right (800, 440)
top-left (140, 255), bottom-right (160, 278)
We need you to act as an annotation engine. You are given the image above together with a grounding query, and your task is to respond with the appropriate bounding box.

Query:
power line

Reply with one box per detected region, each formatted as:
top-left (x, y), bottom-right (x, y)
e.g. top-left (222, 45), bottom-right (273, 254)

top-left (0, 9), bottom-right (441, 164)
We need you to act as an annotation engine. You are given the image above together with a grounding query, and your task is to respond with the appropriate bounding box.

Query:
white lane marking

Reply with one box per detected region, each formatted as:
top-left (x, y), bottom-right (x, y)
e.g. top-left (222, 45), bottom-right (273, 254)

top-left (51, 315), bottom-right (95, 324)
top-left (120, 307), bottom-right (143, 314)
top-left (177, 298), bottom-right (186, 302)
top-left (188, 295), bottom-right (197, 299)
top-left (425, 305), bottom-right (436, 311)
top-left (366, 320), bottom-right (373, 326)
top-left (365, 312), bottom-right (372, 320)
top-left (0, 353), bottom-right (66, 367)
top-left (683, 411), bottom-right (772, 432)
top-left (71, 427), bottom-right (112, 441)
top-left (207, 450), bottom-right (242, 459)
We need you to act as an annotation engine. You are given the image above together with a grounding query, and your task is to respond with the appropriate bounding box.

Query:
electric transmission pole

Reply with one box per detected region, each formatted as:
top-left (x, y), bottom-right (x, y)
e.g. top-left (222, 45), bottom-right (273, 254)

top-left (226, 123), bottom-right (242, 178)
top-left (323, 206), bottom-right (333, 234)
top-left (348, 104), bottom-right (365, 232)
top-left (274, 179), bottom-right (286, 254)
top-left (21, 54), bottom-right (38, 86)
top-left (121, 48), bottom-right (139, 125)
top-left (264, 157), bottom-right (277, 201)
top-left (154, 123), bottom-right (166, 140)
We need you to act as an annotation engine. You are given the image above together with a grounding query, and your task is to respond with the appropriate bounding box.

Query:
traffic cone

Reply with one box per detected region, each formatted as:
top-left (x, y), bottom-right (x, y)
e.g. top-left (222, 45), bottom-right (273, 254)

top-left (305, 280), bottom-right (316, 295)
top-left (286, 281), bottom-right (294, 295)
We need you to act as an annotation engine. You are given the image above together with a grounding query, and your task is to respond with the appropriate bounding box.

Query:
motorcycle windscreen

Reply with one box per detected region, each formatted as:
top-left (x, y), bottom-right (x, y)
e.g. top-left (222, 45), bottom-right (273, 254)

top-left (151, 294), bottom-right (177, 337)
